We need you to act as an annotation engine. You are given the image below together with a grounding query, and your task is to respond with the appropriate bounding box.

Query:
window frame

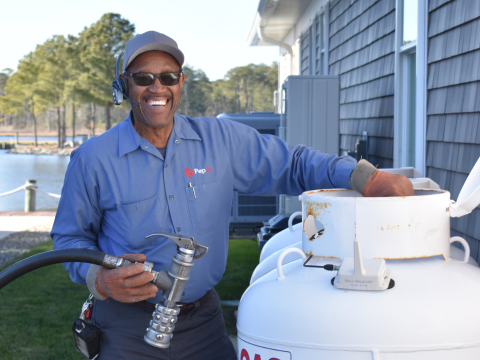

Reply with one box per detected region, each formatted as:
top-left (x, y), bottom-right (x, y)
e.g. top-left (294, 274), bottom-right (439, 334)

top-left (300, 30), bottom-right (311, 75)
top-left (393, 0), bottom-right (428, 174)
top-left (315, 12), bottom-right (325, 75)
top-left (298, 5), bottom-right (330, 76)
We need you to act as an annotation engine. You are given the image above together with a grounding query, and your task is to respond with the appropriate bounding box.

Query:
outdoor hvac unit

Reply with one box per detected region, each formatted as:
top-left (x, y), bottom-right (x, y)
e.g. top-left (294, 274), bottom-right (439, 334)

top-left (216, 112), bottom-right (280, 225)
top-left (280, 75), bottom-right (340, 215)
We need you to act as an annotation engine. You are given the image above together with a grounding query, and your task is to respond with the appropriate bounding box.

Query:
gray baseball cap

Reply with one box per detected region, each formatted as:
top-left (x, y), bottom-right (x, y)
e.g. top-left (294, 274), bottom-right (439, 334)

top-left (123, 31), bottom-right (184, 71)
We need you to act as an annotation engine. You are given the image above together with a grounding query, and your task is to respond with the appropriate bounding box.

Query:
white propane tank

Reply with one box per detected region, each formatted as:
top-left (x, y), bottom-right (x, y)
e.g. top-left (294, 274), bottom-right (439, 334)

top-left (250, 241), bottom-right (302, 284)
top-left (237, 159), bottom-right (480, 360)
top-left (259, 212), bottom-right (302, 262)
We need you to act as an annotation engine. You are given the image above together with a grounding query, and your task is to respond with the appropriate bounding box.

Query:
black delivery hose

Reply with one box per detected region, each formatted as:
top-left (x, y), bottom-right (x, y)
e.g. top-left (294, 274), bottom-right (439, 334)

top-left (0, 249), bottom-right (106, 290)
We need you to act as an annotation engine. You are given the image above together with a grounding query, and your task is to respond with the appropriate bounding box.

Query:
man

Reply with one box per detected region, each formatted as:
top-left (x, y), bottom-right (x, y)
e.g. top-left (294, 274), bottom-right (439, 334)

top-left (51, 31), bottom-right (413, 360)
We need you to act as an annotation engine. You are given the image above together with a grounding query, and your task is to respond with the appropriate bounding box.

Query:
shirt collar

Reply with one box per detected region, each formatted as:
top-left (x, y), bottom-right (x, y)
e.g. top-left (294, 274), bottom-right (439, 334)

top-left (172, 114), bottom-right (202, 142)
top-left (118, 112), bottom-right (201, 157)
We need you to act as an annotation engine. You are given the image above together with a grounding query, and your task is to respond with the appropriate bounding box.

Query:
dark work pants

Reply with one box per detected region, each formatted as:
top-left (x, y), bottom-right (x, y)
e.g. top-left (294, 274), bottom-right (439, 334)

top-left (92, 288), bottom-right (237, 360)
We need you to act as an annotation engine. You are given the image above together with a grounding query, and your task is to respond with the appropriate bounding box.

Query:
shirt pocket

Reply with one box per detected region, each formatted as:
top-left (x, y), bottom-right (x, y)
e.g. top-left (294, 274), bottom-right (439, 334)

top-left (116, 194), bottom-right (165, 252)
top-left (185, 181), bottom-right (220, 234)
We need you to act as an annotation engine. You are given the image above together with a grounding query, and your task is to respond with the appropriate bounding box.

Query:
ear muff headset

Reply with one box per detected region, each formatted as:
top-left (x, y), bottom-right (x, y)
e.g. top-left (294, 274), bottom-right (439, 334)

top-left (112, 53), bottom-right (140, 106)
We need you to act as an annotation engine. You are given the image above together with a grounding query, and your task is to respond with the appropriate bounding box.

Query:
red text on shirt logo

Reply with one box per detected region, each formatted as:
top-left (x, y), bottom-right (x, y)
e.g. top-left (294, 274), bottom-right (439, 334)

top-left (185, 167), bottom-right (212, 176)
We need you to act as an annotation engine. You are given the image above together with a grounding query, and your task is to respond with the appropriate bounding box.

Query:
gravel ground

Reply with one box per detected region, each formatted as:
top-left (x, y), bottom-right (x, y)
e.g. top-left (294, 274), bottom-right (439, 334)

top-left (0, 221), bottom-right (54, 268)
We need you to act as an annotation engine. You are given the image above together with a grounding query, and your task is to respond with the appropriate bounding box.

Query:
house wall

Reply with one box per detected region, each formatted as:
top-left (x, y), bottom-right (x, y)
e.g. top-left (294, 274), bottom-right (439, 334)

top-left (277, 0), bottom-right (329, 100)
top-left (426, 0), bottom-right (480, 263)
top-left (328, 0), bottom-right (396, 167)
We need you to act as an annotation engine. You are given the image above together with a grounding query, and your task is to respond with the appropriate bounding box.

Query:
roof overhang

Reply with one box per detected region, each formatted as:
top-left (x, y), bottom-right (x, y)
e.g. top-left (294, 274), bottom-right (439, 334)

top-left (247, 0), bottom-right (314, 46)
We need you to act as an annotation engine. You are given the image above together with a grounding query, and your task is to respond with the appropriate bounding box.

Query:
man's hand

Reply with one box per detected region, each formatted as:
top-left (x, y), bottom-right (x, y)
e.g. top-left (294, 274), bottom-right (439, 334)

top-left (94, 253), bottom-right (158, 303)
top-left (361, 169), bottom-right (415, 197)
top-left (350, 159), bottom-right (415, 197)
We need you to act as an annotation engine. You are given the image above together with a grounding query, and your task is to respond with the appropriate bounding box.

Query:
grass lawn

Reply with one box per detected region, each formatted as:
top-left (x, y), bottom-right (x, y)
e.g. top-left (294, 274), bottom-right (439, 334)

top-left (216, 239), bottom-right (261, 336)
top-left (0, 238), bottom-right (260, 358)
top-left (0, 241), bottom-right (89, 360)
top-left (215, 239), bottom-right (261, 300)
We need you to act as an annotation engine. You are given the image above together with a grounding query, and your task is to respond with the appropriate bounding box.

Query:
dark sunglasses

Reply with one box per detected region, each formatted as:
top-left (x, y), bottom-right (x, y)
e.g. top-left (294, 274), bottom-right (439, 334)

top-left (123, 71), bottom-right (184, 86)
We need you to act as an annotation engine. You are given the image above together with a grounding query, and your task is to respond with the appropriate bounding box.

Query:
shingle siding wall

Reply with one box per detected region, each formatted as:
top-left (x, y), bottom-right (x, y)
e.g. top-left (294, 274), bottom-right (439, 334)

top-left (329, 0), bottom-right (395, 167)
top-left (426, 0), bottom-right (480, 262)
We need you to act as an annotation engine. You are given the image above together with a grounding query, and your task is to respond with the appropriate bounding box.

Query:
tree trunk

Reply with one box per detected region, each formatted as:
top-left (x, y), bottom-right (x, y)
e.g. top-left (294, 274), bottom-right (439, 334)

top-left (90, 103), bottom-right (96, 137)
top-left (62, 103), bottom-right (66, 147)
top-left (32, 113), bottom-right (37, 147)
top-left (31, 99), bottom-right (37, 147)
top-left (72, 102), bottom-right (76, 144)
top-left (184, 82), bottom-right (189, 117)
top-left (236, 86), bottom-right (240, 113)
top-left (105, 104), bottom-right (111, 130)
top-left (57, 106), bottom-right (61, 148)
top-left (47, 110), bottom-right (51, 132)
top-left (244, 78), bottom-right (249, 113)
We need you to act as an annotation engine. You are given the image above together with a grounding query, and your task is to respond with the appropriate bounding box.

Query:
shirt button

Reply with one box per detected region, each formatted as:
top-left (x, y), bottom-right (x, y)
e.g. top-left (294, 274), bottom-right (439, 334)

top-left (165, 164), bottom-right (168, 168)
top-left (144, 144), bottom-right (148, 148)
top-left (177, 227), bottom-right (181, 232)
top-left (175, 140), bottom-right (179, 144)
top-left (169, 195), bottom-right (174, 200)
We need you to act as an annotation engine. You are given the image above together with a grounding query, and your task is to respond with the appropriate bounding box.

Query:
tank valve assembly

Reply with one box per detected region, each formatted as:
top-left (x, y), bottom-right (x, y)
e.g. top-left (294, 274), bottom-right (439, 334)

top-left (332, 240), bottom-right (394, 291)
top-left (142, 232), bottom-right (208, 348)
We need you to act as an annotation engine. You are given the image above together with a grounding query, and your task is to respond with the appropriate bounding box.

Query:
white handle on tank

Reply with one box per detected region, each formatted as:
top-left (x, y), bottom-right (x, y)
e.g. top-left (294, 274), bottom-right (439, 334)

top-left (288, 211), bottom-right (302, 232)
top-left (277, 248), bottom-right (307, 280)
top-left (449, 236), bottom-right (470, 263)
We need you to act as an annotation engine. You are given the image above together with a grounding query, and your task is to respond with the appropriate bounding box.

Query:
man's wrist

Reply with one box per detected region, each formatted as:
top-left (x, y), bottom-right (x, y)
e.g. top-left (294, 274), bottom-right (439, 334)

top-left (350, 159), bottom-right (377, 194)
top-left (86, 264), bottom-right (108, 300)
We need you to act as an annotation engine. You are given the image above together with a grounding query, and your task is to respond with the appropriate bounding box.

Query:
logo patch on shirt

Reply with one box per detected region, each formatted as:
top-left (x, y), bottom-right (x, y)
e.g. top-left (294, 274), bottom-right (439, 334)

top-left (184, 167), bottom-right (212, 176)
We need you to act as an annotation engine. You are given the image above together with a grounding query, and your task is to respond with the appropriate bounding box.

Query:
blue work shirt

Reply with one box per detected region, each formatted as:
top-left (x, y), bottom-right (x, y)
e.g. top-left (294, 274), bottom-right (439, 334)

top-left (51, 112), bottom-right (356, 303)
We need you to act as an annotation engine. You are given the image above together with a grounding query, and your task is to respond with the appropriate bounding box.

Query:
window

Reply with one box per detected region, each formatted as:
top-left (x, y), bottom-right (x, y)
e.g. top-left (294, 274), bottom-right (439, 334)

top-left (404, 51), bottom-right (416, 166)
top-left (299, 9), bottom-right (329, 76)
top-left (394, 0), bottom-right (427, 172)
top-left (315, 13), bottom-right (326, 75)
top-left (300, 30), bottom-right (311, 75)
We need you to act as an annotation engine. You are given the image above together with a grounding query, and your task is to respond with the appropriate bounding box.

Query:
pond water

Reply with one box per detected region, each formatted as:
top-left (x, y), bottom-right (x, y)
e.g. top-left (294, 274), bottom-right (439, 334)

top-left (0, 135), bottom-right (85, 143)
top-left (0, 150), bottom-right (70, 212)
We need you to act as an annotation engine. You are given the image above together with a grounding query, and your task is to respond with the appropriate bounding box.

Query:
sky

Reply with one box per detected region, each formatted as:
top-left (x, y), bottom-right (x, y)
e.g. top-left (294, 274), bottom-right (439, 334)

top-left (0, 0), bottom-right (278, 81)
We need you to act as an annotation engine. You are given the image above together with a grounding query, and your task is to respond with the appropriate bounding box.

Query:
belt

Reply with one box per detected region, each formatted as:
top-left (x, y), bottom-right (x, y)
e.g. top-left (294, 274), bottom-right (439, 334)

top-left (139, 288), bottom-right (214, 316)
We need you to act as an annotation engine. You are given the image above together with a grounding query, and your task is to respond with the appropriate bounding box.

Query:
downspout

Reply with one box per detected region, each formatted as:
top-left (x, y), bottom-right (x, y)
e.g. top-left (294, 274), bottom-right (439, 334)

top-left (257, 26), bottom-right (294, 75)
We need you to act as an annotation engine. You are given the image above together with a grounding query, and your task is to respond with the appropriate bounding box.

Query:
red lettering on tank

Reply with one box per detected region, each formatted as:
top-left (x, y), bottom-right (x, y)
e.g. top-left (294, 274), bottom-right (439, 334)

top-left (240, 349), bottom-right (250, 360)
top-left (240, 349), bottom-right (281, 360)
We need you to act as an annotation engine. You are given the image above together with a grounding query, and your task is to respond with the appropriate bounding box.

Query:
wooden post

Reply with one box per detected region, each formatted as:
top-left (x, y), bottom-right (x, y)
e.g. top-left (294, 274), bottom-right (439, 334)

top-left (25, 179), bottom-right (36, 212)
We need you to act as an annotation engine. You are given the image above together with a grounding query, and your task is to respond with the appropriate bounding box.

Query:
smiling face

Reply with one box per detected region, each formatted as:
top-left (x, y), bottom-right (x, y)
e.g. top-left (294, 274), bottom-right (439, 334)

top-left (123, 50), bottom-right (185, 132)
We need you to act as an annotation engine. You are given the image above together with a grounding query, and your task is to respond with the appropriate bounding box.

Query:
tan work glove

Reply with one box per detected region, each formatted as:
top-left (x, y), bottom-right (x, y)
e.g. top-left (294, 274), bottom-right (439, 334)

top-left (361, 169), bottom-right (415, 197)
top-left (94, 253), bottom-right (158, 303)
top-left (351, 159), bottom-right (415, 197)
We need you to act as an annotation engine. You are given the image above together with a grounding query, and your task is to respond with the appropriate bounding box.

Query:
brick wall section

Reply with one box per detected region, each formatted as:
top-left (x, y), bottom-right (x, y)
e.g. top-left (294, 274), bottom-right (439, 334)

top-left (329, 0), bottom-right (395, 167)
top-left (426, 0), bottom-right (480, 262)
